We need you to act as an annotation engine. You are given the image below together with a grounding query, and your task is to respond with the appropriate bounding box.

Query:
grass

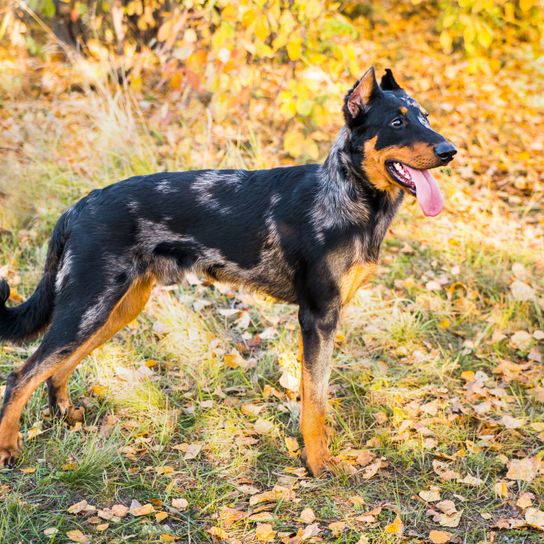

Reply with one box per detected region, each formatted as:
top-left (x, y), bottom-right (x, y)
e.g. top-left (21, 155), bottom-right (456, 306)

top-left (0, 71), bottom-right (543, 544)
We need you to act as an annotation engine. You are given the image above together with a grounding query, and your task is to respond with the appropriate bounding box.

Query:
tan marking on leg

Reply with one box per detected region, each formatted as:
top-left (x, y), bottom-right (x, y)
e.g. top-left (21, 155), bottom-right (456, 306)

top-left (340, 262), bottom-right (376, 306)
top-left (0, 275), bottom-right (155, 464)
top-left (300, 365), bottom-right (330, 476)
top-left (48, 274), bottom-right (155, 420)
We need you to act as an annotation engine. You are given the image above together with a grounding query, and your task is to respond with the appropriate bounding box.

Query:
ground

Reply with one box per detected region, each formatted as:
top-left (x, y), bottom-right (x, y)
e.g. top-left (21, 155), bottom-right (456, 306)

top-left (0, 19), bottom-right (543, 544)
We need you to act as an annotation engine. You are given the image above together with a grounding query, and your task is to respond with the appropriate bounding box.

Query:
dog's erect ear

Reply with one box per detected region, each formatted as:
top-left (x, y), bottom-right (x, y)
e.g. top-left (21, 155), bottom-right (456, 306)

top-left (345, 66), bottom-right (381, 118)
top-left (380, 68), bottom-right (402, 91)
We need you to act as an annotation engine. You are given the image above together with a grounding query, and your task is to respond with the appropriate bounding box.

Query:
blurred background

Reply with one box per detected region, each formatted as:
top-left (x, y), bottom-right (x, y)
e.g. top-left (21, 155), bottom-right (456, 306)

top-left (0, 2), bottom-right (543, 543)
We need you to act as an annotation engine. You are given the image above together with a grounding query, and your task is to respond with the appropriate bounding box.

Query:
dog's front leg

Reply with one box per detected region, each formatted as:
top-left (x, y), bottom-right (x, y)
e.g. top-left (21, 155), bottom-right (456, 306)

top-left (298, 297), bottom-right (340, 476)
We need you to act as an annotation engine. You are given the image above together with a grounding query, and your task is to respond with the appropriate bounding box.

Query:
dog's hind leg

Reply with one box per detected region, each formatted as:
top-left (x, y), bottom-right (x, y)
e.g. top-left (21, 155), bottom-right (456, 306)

top-left (0, 273), bottom-right (154, 466)
top-left (46, 274), bottom-right (155, 422)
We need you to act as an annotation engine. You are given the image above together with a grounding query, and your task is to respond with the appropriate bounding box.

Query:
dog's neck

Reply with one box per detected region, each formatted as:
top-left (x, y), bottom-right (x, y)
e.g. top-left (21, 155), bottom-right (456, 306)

top-left (314, 127), bottom-right (403, 241)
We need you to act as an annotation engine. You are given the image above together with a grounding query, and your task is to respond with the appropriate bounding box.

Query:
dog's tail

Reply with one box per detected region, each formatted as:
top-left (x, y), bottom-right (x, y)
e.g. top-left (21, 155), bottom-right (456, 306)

top-left (0, 211), bottom-right (71, 343)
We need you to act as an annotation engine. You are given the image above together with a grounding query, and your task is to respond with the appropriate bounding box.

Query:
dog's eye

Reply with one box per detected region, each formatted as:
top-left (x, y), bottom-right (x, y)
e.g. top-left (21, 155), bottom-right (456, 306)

top-left (390, 117), bottom-right (405, 128)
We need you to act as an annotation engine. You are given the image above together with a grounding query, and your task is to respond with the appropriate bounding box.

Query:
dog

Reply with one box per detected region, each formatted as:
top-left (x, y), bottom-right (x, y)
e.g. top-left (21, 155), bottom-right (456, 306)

top-left (0, 67), bottom-right (456, 475)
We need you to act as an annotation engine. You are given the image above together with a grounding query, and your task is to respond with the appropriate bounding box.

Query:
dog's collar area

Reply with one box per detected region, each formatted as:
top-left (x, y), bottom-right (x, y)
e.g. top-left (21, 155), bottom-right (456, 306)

top-left (385, 161), bottom-right (416, 194)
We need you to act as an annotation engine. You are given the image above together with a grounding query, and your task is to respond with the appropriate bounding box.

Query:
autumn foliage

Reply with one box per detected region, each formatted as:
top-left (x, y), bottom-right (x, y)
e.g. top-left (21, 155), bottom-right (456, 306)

top-left (0, 1), bottom-right (543, 543)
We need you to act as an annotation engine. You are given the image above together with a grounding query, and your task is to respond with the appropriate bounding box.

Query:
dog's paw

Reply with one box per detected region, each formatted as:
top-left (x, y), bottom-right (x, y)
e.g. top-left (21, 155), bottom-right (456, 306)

top-left (0, 435), bottom-right (22, 468)
top-left (66, 405), bottom-right (85, 424)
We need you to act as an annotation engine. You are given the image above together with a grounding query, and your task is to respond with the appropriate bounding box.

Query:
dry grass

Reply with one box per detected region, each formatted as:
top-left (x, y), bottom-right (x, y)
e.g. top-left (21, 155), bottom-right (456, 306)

top-left (0, 61), bottom-right (543, 544)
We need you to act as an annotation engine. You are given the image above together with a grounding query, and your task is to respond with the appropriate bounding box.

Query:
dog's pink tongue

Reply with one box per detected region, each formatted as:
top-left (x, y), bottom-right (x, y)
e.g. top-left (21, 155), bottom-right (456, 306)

top-left (404, 166), bottom-right (444, 217)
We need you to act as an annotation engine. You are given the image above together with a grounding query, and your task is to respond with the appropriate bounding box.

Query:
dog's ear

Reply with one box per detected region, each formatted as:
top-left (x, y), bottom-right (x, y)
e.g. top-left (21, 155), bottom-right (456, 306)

top-left (380, 68), bottom-right (402, 91)
top-left (345, 66), bottom-right (382, 119)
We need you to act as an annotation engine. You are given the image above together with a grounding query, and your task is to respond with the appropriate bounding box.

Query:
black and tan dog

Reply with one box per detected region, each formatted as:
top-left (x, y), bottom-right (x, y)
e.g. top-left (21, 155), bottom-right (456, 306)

top-left (0, 67), bottom-right (456, 474)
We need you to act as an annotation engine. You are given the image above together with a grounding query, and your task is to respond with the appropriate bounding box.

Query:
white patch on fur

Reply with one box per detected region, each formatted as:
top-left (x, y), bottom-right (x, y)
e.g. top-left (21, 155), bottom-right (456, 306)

top-left (418, 112), bottom-right (430, 128)
top-left (155, 179), bottom-right (178, 194)
top-left (78, 296), bottom-right (110, 337)
top-left (192, 171), bottom-right (244, 213)
top-left (55, 249), bottom-right (73, 292)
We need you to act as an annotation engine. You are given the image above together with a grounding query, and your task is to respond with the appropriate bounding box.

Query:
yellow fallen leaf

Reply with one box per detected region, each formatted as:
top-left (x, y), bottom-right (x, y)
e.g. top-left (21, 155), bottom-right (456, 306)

top-left (285, 436), bottom-right (299, 454)
top-left (155, 511), bottom-right (169, 522)
top-left (20, 467), bottom-right (36, 474)
top-left (159, 535), bottom-right (177, 543)
top-left (493, 479), bottom-right (510, 498)
top-left (255, 523), bottom-right (276, 541)
top-left (91, 384), bottom-right (108, 396)
top-left (429, 530), bottom-right (453, 543)
top-left (384, 514), bottom-right (404, 535)
top-left (156, 465), bottom-right (174, 475)
top-left (130, 503), bottom-right (155, 516)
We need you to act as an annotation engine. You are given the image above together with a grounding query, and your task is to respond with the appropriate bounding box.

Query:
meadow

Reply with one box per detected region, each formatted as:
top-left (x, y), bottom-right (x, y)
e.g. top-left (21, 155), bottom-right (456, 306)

top-left (0, 1), bottom-right (543, 543)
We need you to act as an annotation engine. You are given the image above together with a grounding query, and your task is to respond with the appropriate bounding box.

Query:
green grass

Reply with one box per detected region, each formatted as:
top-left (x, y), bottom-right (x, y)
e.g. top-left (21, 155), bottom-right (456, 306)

top-left (0, 82), bottom-right (543, 544)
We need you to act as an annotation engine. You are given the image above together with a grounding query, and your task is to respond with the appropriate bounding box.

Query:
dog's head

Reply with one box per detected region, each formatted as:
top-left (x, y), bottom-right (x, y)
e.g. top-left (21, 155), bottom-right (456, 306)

top-left (343, 67), bottom-right (456, 216)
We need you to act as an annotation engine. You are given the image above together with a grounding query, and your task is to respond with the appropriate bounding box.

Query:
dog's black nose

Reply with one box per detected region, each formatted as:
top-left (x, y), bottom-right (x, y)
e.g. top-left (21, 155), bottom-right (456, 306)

top-left (434, 142), bottom-right (457, 163)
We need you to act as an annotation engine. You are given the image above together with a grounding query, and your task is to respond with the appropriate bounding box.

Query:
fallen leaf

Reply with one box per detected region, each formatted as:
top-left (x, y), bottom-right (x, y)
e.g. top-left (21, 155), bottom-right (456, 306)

top-left (384, 514), bottom-right (404, 535)
top-left (510, 330), bottom-right (533, 350)
top-left (419, 487), bottom-right (441, 502)
top-left (429, 530), bottom-right (453, 543)
top-left (328, 521), bottom-right (346, 536)
top-left (248, 512), bottom-right (276, 523)
top-left (510, 281), bottom-right (535, 302)
top-left (250, 486), bottom-right (294, 506)
top-left (155, 511), bottom-right (168, 522)
top-left (433, 460), bottom-right (461, 481)
top-left (361, 458), bottom-right (384, 480)
top-left (516, 492), bottom-right (534, 510)
top-left (525, 508), bottom-right (544, 531)
top-left (436, 500), bottom-right (457, 516)
top-left (66, 530), bottom-right (90, 544)
top-left (506, 457), bottom-right (541, 482)
top-left (254, 418), bottom-right (274, 435)
top-left (255, 523), bottom-right (276, 541)
top-left (355, 450), bottom-right (376, 467)
top-left (300, 523), bottom-right (320, 540)
top-left (43, 528), bottom-right (58, 537)
top-left (130, 503), bottom-right (155, 516)
top-left (220, 507), bottom-right (247, 528)
top-left (184, 443), bottom-right (202, 460)
top-left (285, 436), bottom-right (299, 454)
top-left (299, 507), bottom-right (315, 524)
top-left (458, 474), bottom-right (484, 486)
top-left (111, 504), bottom-right (129, 518)
top-left (494, 479), bottom-right (510, 498)
top-left (501, 415), bottom-right (525, 429)
top-left (279, 371), bottom-right (299, 392)
top-left (67, 500), bottom-right (96, 515)
top-left (172, 498), bottom-right (188, 510)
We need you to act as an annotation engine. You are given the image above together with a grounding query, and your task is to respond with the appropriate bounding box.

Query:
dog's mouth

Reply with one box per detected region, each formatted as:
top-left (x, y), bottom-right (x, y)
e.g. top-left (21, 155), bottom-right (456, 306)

top-left (385, 160), bottom-right (444, 217)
